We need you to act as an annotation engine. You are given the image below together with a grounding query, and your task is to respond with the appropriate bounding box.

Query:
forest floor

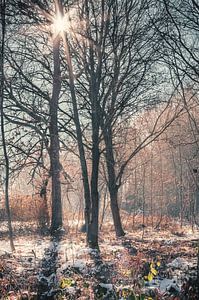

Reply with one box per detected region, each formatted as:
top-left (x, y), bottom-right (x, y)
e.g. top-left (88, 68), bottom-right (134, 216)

top-left (0, 218), bottom-right (198, 299)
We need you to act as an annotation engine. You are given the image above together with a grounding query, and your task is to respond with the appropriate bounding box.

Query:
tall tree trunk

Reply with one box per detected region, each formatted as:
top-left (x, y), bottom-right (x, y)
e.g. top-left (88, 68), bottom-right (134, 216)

top-left (170, 146), bottom-right (179, 218)
top-left (103, 126), bottom-right (125, 237)
top-left (0, 0), bottom-right (15, 251)
top-left (142, 166), bottom-right (146, 240)
top-left (62, 3), bottom-right (100, 246)
top-left (49, 34), bottom-right (63, 234)
top-left (88, 106), bottom-right (100, 248)
top-left (110, 188), bottom-right (124, 237)
top-left (155, 145), bottom-right (164, 229)
top-left (62, 34), bottom-right (91, 241)
top-left (100, 186), bottom-right (108, 230)
top-left (179, 145), bottom-right (184, 228)
top-left (150, 150), bottom-right (154, 227)
top-left (197, 239), bottom-right (199, 296)
top-left (133, 152), bottom-right (138, 228)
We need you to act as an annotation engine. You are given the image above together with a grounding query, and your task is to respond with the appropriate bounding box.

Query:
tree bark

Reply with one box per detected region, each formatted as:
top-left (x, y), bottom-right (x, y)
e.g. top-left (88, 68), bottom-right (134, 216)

top-left (88, 107), bottom-right (100, 248)
top-left (49, 35), bottom-right (63, 234)
top-left (103, 126), bottom-right (125, 237)
top-left (179, 144), bottom-right (184, 227)
top-left (110, 188), bottom-right (125, 237)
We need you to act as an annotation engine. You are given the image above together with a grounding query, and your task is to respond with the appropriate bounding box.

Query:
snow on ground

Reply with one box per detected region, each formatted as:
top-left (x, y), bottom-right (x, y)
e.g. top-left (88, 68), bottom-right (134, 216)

top-left (0, 221), bottom-right (198, 299)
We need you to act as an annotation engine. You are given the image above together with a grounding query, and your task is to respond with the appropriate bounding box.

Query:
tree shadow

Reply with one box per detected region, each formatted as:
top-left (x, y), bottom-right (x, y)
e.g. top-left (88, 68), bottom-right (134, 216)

top-left (0, 229), bottom-right (64, 299)
top-left (37, 233), bottom-right (62, 299)
top-left (88, 249), bottom-right (115, 299)
top-left (0, 222), bottom-right (50, 240)
top-left (120, 237), bottom-right (138, 256)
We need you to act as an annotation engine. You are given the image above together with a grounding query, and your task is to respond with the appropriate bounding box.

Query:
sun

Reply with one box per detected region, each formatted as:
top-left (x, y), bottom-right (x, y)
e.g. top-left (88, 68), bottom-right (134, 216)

top-left (51, 7), bottom-right (82, 41)
top-left (53, 13), bottom-right (67, 36)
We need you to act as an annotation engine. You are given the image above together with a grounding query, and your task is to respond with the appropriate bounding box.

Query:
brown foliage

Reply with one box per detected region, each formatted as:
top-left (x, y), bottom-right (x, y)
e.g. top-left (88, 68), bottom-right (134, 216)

top-left (1, 194), bottom-right (50, 226)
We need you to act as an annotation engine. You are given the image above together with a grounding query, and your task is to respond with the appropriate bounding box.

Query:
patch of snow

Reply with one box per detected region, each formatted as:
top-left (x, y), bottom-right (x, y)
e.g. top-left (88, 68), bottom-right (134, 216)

top-left (57, 259), bottom-right (87, 276)
top-left (99, 283), bottom-right (113, 290)
top-left (159, 278), bottom-right (180, 292)
top-left (73, 259), bottom-right (87, 271)
top-left (65, 286), bottom-right (76, 295)
top-left (164, 240), bottom-right (174, 245)
top-left (167, 257), bottom-right (189, 270)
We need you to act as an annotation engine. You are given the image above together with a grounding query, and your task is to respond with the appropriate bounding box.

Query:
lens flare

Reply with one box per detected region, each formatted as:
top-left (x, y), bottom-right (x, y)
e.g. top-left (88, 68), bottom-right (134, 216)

top-left (53, 13), bottom-right (66, 35)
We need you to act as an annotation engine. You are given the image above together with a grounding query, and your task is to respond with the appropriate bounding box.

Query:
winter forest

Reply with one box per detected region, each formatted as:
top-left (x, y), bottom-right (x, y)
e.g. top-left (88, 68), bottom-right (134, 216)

top-left (0, 0), bottom-right (199, 299)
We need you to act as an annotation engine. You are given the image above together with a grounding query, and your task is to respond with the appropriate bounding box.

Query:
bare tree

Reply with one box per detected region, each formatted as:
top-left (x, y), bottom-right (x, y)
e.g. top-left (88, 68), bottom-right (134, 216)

top-left (0, 0), bottom-right (15, 251)
top-left (49, 1), bottom-right (63, 234)
top-left (60, 0), bottom-right (185, 238)
top-left (150, 0), bottom-right (199, 83)
top-left (3, 0), bottom-right (66, 234)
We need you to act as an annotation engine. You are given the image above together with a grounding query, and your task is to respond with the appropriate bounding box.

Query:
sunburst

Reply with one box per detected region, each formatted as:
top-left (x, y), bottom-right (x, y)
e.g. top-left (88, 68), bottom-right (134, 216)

top-left (52, 12), bottom-right (70, 37)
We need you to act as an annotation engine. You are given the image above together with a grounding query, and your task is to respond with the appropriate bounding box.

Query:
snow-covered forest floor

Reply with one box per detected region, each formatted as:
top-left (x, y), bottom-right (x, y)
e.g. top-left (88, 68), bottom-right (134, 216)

top-left (0, 220), bottom-right (198, 299)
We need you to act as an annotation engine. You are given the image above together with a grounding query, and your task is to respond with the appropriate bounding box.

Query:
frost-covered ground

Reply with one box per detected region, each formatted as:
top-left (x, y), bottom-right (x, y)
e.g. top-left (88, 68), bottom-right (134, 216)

top-left (0, 221), bottom-right (198, 299)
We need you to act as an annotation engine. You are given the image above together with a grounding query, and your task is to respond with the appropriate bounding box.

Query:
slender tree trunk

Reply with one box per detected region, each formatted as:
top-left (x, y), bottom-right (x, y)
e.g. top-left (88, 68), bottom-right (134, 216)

top-left (89, 136), bottom-right (100, 248)
top-left (155, 145), bottom-right (164, 229)
top-left (197, 240), bottom-right (199, 297)
top-left (133, 156), bottom-right (138, 228)
top-left (110, 188), bottom-right (124, 237)
top-left (160, 147), bottom-right (164, 225)
top-left (62, 4), bottom-right (100, 247)
top-left (170, 146), bottom-right (179, 217)
top-left (141, 165), bottom-right (146, 239)
top-left (85, 50), bottom-right (101, 248)
top-left (103, 126), bottom-right (125, 237)
top-left (63, 33), bottom-right (101, 248)
top-left (179, 145), bottom-right (183, 228)
top-left (62, 34), bottom-right (91, 241)
top-left (49, 35), bottom-right (63, 234)
top-left (100, 187), bottom-right (108, 230)
top-left (0, 0), bottom-right (15, 251)
top-left (150, 150), bottom-right (154, 227)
